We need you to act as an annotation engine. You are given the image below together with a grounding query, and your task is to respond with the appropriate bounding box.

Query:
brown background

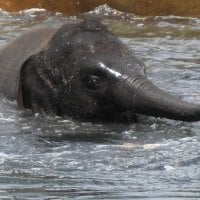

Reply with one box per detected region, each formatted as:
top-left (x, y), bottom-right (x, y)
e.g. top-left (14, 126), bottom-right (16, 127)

top-left (0, 0), bottom-right (200, 17)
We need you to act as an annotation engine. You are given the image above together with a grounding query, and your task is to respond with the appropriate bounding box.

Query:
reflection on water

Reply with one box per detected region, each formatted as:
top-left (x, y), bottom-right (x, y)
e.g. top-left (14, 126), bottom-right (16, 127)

top-left (0, 5), bottom-right (200, 199)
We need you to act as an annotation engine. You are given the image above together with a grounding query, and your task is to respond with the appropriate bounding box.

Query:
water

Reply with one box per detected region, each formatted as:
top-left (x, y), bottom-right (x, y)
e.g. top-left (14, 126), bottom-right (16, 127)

top-left (0, 5), bottom-right (200, 199)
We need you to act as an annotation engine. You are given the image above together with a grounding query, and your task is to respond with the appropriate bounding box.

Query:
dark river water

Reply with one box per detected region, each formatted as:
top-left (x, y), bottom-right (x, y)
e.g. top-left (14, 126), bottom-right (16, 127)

top-left (0, 5), bottom-right (200, 199)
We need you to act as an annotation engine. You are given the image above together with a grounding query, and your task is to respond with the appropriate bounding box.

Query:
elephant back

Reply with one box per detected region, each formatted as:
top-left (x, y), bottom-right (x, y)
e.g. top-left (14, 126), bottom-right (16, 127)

top-left (0, 26), bottom-right (57, 105)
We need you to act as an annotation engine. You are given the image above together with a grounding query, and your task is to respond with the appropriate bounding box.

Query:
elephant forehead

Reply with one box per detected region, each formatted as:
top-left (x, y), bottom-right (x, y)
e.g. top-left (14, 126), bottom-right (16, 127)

top-left (72, 40), bottom-right (122, 54)
top-left (69, 33), bottom-right (145, 75)
top-left (71, 32), bottom-right (122, 52)
top-left (97, 59), bottom-right (143, 77)
top-left (79, 54), bottom-right (143, 80)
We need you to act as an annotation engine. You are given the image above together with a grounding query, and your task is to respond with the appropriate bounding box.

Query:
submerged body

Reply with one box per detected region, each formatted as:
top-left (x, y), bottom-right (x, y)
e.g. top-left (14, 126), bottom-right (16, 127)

top-left (0, 20), bottom-right (199, 122)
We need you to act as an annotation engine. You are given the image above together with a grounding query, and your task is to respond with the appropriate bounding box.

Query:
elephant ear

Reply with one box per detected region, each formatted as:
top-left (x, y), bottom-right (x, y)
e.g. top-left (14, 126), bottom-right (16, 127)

top-left (0, 26), bottom-right (57, 107)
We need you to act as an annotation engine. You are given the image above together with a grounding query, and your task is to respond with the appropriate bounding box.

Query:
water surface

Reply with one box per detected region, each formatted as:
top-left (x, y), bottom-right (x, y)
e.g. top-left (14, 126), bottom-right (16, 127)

top-left (0, 5), bottom-right (200, 199)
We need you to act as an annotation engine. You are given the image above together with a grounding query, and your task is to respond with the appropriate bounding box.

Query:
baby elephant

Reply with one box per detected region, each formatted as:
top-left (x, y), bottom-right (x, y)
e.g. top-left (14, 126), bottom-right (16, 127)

top-left (0, 20), bottom-right (199, 122)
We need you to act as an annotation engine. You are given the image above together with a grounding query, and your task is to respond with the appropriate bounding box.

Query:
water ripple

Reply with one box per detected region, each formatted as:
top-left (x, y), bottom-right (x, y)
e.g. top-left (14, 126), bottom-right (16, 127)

top-left (0, 5), bottom-right (200, 200)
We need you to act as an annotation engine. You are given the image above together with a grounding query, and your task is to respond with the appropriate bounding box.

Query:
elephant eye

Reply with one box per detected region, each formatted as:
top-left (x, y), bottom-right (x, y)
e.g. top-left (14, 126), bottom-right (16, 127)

top-left (83, 75), bottom-right (103, 90)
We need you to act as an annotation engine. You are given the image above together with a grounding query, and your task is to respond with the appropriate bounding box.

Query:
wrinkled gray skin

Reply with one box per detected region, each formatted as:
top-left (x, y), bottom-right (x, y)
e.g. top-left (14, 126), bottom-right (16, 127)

top-left (1, 20), bottom-right (200, 122)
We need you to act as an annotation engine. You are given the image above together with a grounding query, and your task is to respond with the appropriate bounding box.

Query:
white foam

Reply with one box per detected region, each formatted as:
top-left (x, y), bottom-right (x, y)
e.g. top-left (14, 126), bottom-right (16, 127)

top-left (0, 152), bottom-right (14, 164)
top-left (0, 117), bottom-right (15, 122)
top-left (164, 165), bottom-right (176, 171)
top-left (20, 8), bottom-right (46, 14)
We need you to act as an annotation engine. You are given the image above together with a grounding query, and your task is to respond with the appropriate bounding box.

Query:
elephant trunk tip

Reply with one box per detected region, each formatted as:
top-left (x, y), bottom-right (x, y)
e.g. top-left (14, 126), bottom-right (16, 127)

top-left (173, 104), bottom-right (200, 122)
top-left (120, 76), bottom-right (200, 122)
top-left (136, 92), bottom-right (200, 122)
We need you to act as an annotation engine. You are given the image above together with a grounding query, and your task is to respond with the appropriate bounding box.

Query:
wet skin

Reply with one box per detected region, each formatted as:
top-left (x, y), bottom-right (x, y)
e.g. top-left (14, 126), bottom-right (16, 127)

top-left (1, 20), bottom-right (200, 122)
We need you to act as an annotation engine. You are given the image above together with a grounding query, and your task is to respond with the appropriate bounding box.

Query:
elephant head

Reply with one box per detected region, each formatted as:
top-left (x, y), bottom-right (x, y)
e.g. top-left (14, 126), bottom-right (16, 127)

top-left (20, 20), bottom-right (200, 122)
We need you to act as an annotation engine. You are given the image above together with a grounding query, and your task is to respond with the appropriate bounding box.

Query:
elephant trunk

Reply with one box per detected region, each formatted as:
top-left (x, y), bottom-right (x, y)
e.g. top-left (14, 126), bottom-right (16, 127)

top-left (115, 76), bottom-right (200, 122)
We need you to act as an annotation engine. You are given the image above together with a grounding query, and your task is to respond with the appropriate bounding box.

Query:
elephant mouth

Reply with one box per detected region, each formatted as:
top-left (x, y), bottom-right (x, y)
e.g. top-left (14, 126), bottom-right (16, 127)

top-left (95, 104), bottom-right (137, 123)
